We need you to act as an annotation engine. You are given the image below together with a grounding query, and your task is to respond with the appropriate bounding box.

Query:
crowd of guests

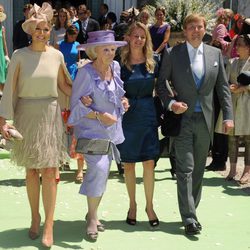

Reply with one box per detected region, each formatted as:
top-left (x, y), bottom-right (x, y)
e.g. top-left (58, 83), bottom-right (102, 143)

top-left (0, 1), bottom-right (249, 247)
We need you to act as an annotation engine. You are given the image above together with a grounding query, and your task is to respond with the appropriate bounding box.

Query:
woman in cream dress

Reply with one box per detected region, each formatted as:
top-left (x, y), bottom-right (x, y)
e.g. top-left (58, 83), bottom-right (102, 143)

top-left (0, 3), bottom-right (72, 247)
top-left (217, 34), bottom-right (250, 184)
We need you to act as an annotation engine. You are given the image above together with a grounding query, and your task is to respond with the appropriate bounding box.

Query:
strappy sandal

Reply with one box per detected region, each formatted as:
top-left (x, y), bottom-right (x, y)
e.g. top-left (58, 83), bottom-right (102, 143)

top-left (75, 175), bottom-right (83, 183)
top-left (85, 214), bottom-right (105, 232)
top-left (86, 231), bottom-right (98, 241)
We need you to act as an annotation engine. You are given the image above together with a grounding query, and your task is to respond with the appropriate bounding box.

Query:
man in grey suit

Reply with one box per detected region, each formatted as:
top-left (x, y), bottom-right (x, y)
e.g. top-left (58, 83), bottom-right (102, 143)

top-left (156, 13), bottom-right (234, 235)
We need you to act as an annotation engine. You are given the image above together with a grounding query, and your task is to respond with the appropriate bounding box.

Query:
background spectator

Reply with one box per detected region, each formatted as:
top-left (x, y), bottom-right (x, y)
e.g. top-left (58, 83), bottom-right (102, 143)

top-left (50, 8), bottom-right (70, 47)
top-left (98, 3), bottom-right (109, 29)
top-left (13, 4), bottom-right (33, 50)
top-left (149, 6), bottom-right (170, 56)
top-left (0, 4), bottom-right (9, 95)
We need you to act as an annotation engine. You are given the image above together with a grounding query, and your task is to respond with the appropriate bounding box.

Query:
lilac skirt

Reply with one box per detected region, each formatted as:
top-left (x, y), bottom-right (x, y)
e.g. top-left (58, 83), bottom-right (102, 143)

top-left (79, 154), bottom-right (112, 197)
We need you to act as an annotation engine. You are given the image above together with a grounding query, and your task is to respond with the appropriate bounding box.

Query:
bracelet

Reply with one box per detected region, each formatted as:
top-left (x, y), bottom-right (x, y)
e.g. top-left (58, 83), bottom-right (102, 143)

top-left (95, 111), bottom-right (101, 121)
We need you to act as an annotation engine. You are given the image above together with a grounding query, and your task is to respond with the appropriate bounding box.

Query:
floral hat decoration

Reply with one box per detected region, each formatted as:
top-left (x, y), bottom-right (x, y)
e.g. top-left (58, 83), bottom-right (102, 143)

top-left (22, 2), bottom-right (53, 35)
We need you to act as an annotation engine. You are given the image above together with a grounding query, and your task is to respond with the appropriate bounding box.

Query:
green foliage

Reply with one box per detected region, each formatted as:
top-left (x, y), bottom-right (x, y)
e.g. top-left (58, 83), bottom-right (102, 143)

top-left (148, 0), bottom-right (223, 32)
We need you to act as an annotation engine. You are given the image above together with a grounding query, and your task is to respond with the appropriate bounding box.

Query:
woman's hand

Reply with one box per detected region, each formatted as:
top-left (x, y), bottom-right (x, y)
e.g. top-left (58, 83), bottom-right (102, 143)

top-left (230, 84), bottom-right (247, 94)
top-left (121, 97), bottom-right (130, 112)
top-left (0, 123), bottom-right (15, 140)
top-left (98, 112), bottom-right (117, 126)
top-left (81, 96), bottom-right (93, 106)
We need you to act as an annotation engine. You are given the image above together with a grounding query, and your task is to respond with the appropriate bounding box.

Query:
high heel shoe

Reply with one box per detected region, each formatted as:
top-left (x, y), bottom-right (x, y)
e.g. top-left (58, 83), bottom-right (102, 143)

top-left (145, 208), bottom-right (159, 228)
top-left (42, 223), bottom-right (53, 248)
top-left (170, 168), bottom-right (176, 180)
top-left (126, 210), bottom-right (136, 226)
top-left (28, 214), bottom-right (41, 240)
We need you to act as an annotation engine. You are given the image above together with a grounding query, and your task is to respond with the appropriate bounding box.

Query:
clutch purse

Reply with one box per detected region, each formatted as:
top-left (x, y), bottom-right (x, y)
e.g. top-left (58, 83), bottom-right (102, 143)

top-left (161, 110), bottom-right (182, 137)
top-left (75, 138), bottom-right (111, 155)
top-left (237, 71), bottom-right (250, 86)
top-left (8, 128), bottom-right (23, 140)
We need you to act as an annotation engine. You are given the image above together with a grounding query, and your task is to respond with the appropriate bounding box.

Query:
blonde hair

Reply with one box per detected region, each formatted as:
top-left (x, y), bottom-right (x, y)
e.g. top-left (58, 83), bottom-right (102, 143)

top-left (183, 13), bottom-right (207, 29)
top-left (85, 46), bottom-right (98, 61)
top-left (216, 8), bottom-right (234, 25)
top-left (120, 22), bottom-right (155, 73)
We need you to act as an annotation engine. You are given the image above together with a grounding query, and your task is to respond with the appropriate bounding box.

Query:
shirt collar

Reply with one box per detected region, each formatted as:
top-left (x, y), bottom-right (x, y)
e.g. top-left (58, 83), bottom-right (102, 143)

top-left (186, 41), bottom-right (204, 55)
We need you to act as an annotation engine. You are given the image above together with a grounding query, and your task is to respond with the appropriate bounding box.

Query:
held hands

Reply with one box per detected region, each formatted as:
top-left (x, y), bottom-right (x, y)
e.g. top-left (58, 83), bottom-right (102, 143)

top-left (223, 120), bottom-right (234, 134)
top-left (171, 101), bottom-right (188, 114)
top-left (98, 112), bottom-right (117, 126)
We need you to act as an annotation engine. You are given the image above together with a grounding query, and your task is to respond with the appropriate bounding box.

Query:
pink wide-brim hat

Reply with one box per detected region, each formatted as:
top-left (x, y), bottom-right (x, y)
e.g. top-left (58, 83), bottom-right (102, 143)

top-left (77, 30), bottom-right (127, 50)
top-left (22, 2), bottom-right (53, 35)
top-left (0, 12), bottom-right (6, 22)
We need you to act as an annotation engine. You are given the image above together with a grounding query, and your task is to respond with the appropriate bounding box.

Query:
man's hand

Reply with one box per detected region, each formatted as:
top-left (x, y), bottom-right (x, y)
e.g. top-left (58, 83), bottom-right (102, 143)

top-left (171, 101), bottom-right (188, 114)
top-left (223, 120), bottom-right (234, 134)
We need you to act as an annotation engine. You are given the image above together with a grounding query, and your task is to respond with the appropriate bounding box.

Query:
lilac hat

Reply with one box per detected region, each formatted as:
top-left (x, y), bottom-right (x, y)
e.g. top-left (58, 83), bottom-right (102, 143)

top-left (77, 30), bottom-right (127, 50)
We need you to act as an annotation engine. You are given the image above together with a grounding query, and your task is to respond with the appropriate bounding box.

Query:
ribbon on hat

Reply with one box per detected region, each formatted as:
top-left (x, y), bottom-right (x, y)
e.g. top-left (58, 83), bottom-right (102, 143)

top-left (29, 2), bottom-right (53, 22)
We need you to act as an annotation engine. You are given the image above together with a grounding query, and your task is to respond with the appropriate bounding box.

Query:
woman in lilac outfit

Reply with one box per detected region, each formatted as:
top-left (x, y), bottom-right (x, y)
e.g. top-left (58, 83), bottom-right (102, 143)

top-left (68, 30), bottom-right (128, 241)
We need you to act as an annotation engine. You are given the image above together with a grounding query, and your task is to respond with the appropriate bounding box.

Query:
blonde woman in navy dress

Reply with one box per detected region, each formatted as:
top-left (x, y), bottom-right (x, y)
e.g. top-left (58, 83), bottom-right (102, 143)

top-left (118, 22), bottom-right (160, 228)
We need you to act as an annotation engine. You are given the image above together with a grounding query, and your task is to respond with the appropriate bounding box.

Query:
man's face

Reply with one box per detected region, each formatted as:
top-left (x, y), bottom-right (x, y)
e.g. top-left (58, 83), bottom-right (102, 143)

top-left (78, 10), bottom-right (88, 21)
top-left (99, 5), bottom-right (107, 16)
top-left (184, 19), bottom-right (206, 48)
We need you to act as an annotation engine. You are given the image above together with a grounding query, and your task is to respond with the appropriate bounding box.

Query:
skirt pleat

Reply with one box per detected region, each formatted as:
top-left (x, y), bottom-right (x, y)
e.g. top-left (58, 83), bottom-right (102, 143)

top-left (12, 98), bottom-right (68, 169)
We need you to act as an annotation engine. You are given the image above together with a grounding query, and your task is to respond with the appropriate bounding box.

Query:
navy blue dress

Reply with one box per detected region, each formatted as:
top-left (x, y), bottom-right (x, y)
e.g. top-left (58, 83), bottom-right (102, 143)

top-left (118, 63), bottom-right (159, 162)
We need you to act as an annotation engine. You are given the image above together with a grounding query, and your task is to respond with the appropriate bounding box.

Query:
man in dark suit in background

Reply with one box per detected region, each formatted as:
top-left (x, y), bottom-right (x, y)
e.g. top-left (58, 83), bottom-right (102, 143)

top-left (156, 13), bottom-right (234, 236)
top-left (74, 4), bottom-right (100, 58)
top-left (98, 3), bottom-right (109, 29)
top-left (13, 4), bottom-right (33, 50)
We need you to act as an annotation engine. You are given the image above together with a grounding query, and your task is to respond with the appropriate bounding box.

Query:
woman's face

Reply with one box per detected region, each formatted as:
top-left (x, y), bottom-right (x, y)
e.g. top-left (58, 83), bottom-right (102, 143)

top-left (236, 37), bottom-right (250, 57)
top-left (67, 32), bottom-right (78, 43)
top-left (140, 13), bottom-right (149, 25)
top-left (32, 22), bottom-right (51, 44)
top-left (95, 45), bottom-right (117, 65)
top-left (68, 7), bottom-right (76, 18)
top-left (236, 17), bottom-right (244, 30)
top-left (128, 27), bottom-right (146, 51)
top-left (155, 10), bottom-right (165, 22)
top-left (59, 12), bottom-right (67, 24)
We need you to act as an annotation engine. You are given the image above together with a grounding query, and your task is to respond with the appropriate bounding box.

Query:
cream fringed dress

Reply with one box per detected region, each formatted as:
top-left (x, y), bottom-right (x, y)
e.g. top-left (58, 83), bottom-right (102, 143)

top-left (0, 46), bottom-right (72, 169)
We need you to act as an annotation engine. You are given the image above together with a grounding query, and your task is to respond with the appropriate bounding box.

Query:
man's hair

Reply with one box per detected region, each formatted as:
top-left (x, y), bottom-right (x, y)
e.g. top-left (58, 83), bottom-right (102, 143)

top-left (23, 4), bottom-right (33, 12)
top-left (183, 13), bottom-right (207, 29)
top-left (101, 3), bottom-right (109, 12)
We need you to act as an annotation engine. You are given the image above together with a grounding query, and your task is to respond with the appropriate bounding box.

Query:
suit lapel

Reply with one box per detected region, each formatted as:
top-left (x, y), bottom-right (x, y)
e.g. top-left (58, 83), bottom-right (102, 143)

top-left (202, 44), bottom-right (214, 89)
top-left (181, 43), bottom-right (197, 88)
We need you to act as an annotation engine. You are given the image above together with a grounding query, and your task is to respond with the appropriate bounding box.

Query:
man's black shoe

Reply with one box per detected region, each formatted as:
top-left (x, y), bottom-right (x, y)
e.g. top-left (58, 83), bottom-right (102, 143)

top-left (196, 222), bottom-right (202, 231)
top-left (184, 223), bottom-right (200, 235)
top-left (205, 162), bottom-right (226, 171)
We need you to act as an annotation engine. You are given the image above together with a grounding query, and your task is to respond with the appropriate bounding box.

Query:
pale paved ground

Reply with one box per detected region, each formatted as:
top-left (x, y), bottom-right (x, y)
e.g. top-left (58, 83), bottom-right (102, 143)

top-left (0, 149), bottom-right (250, 250)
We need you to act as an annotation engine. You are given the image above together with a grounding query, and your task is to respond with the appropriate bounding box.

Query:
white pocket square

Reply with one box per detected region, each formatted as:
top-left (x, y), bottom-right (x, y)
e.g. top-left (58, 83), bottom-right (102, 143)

top-left (214, 61), bottom-right (218, 67)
